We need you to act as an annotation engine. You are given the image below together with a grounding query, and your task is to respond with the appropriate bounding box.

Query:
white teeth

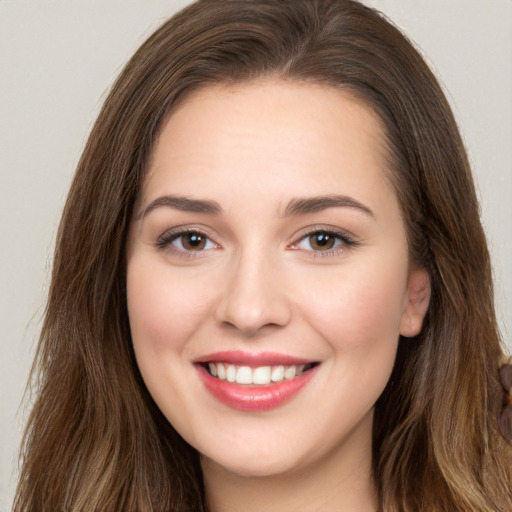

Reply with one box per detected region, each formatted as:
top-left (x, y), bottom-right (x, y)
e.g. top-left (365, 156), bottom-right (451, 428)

top-left (284, 366), bottom-right (296, 379)
top-left (207, 362), bottom-right (311, 385)
top-left (253, 366), bottom-right (271, 385)
top-left (236, 366), bottom-right (252, 384)
top-left (271, 365), bottom-right (284, 382)
top-left (226, 364), bottom-right (236, 382)
top-left (217, 362), bottom-right (226, 380)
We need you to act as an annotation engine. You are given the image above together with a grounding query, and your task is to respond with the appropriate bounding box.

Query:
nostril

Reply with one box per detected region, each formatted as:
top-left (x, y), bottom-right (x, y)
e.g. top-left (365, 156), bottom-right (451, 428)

top-left (215, 269), bottom-right (292, 334)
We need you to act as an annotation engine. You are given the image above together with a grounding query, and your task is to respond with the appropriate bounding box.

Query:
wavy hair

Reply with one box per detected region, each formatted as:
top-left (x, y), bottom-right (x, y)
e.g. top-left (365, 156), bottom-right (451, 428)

top-left (15, 1), bottom-right (512, 510)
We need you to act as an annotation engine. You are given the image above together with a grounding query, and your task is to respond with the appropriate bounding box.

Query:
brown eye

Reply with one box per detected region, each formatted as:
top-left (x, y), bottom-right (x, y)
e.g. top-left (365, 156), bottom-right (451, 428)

top-left (167, 231), bottom-right (216, 252)
top-left (295, 229), bottom-right (356, 254)
top-left (307, 232), bottom-right (337, 251)
top-left (181, 232), bottom-right (207, 251)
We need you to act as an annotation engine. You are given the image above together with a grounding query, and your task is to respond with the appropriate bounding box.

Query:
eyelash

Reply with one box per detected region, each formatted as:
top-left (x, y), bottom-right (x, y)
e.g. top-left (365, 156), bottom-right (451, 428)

top-left (291, 228), bottom-right (358, 256)
top-left (155, 227), bottom-right (218, 257)
top-left (155, 226), bottom-right (358, 257)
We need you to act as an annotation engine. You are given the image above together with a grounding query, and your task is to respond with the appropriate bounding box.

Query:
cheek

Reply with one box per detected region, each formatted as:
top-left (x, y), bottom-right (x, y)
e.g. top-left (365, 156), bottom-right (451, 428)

top-left (300, 265), bottom-right (407, 412)
top-left (296, 257), bottom-right (409, 351)
top-left (126, 259), bottom-right (212, 358)
top-left (125, 258), bottom-right (217, 432)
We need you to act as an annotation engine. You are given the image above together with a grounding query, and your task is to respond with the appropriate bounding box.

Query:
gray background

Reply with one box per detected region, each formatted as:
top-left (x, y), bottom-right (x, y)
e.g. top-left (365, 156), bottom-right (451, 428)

top-left (1, 1), bottom-right (511, 510)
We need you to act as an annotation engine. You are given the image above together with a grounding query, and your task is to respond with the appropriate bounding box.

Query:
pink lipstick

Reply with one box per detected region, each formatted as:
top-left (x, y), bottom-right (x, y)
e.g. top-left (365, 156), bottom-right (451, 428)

top-left (195, 351), bottom-right (319, 411)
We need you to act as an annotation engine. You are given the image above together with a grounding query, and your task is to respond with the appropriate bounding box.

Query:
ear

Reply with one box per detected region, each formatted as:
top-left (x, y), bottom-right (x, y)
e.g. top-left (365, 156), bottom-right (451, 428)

top-left (399, 268), bottom-right (431, 338)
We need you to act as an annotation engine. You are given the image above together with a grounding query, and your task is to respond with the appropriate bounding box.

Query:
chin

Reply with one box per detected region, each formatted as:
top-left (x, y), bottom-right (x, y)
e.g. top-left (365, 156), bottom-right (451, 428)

top-left (202, 453), bottom-right (303, 479)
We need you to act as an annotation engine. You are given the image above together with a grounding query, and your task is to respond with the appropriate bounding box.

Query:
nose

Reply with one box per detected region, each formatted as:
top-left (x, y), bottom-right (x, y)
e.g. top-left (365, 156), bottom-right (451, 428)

top-left (215, 250), bottom-right (292, 337)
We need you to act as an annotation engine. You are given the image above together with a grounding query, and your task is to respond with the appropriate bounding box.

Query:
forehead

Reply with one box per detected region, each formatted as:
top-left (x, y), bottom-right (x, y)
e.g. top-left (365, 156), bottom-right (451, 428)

top-left (141, 80), bottom-right (395, 214)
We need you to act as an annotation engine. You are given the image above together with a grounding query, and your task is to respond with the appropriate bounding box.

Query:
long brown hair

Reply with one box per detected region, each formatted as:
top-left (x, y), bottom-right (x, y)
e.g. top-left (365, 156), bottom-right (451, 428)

top-left (15, 1), bottom-right (512, 510)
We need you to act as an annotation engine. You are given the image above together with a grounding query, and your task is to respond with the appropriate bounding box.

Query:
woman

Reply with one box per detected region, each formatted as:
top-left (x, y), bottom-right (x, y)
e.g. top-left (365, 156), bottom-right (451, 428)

top-left (15, 1), bottom-right (512, 511)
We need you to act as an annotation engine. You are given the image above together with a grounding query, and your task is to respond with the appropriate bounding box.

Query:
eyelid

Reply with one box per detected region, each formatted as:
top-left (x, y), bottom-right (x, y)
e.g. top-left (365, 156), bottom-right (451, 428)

top-left (154, 223), bottom-right (358, 258)
top-left (155, 225), bottom-right (220, 254)
top-left (288, 225), bottom-right (359, 254)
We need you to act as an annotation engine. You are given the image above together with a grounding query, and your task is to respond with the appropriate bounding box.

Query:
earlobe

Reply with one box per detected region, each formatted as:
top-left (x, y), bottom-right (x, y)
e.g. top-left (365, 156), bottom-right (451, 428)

top-left (399, 268), bottom-right (431, 338)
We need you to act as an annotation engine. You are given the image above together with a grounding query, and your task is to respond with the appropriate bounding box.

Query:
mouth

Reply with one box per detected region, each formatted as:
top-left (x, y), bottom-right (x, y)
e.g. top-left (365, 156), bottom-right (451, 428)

top-left (200, 362), bottom-right (318, 385)
top-left (195, 352), bottom-right (320, 411)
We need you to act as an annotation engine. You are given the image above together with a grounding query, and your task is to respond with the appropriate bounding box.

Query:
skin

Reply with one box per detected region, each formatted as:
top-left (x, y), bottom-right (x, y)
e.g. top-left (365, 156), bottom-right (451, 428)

top-left (126, 81), bottom-right (430, 512)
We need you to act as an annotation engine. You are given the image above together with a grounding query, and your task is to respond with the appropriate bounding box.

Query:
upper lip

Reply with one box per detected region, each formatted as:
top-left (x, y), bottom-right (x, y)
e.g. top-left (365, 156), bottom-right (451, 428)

top-left (194, 350), bottom-right (316, 367)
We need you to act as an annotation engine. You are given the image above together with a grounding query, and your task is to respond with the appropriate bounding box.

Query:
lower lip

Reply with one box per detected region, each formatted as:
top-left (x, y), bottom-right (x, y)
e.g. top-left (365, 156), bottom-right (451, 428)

top-left (196, 364), bottom-right (318, 411)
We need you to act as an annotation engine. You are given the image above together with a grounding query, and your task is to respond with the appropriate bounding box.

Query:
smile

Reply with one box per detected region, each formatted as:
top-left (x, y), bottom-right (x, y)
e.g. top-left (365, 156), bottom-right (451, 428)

top-left (204, 362), bottom-right (316, 385)
top-left (195, 352), bottom-right (319, 411)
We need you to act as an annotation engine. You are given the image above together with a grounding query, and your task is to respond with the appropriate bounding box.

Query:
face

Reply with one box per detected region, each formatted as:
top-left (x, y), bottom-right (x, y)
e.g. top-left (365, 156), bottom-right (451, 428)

top-left (126, 81), bottom-right (430, 479)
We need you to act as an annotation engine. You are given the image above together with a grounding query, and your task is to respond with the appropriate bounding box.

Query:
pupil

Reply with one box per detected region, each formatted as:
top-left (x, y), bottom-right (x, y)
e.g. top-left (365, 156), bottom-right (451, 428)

top-left (184, 233), bottom-right (205, 250)
top-left (311, 233), bottom-right (334, 250)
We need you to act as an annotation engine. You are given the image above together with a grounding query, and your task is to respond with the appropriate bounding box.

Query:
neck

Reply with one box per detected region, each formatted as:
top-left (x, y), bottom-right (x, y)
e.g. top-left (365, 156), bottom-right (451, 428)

top-left (202, 417), bottom-right (378, 512)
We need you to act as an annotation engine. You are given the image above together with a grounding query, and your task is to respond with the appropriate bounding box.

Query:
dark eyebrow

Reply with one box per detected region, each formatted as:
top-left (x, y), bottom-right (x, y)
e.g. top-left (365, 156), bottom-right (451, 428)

top-left (136, 193), bottom-right (373, 220)
top-left (136, 195), bottom-right (223, 220)
top-left (284, 195), bottom-right (375, 218)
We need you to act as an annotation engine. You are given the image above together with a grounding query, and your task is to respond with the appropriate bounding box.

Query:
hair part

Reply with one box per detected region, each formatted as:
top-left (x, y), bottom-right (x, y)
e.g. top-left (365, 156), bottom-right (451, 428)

top-left (16, 1), bottom-right (511, 511)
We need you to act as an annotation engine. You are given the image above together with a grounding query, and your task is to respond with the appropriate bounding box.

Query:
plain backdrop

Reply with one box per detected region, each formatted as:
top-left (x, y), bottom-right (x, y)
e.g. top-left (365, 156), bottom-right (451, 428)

top-left (1, 1), bottom-right (511, 510)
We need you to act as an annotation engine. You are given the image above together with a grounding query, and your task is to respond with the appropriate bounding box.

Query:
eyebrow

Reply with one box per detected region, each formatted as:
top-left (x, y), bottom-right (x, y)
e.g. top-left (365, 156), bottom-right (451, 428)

top-left (136, 195), bottom-right (223, 220)
top-left (284, 194), bottom-right (375, 218)
top-left (136, 193), bottom-right (375, 220)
